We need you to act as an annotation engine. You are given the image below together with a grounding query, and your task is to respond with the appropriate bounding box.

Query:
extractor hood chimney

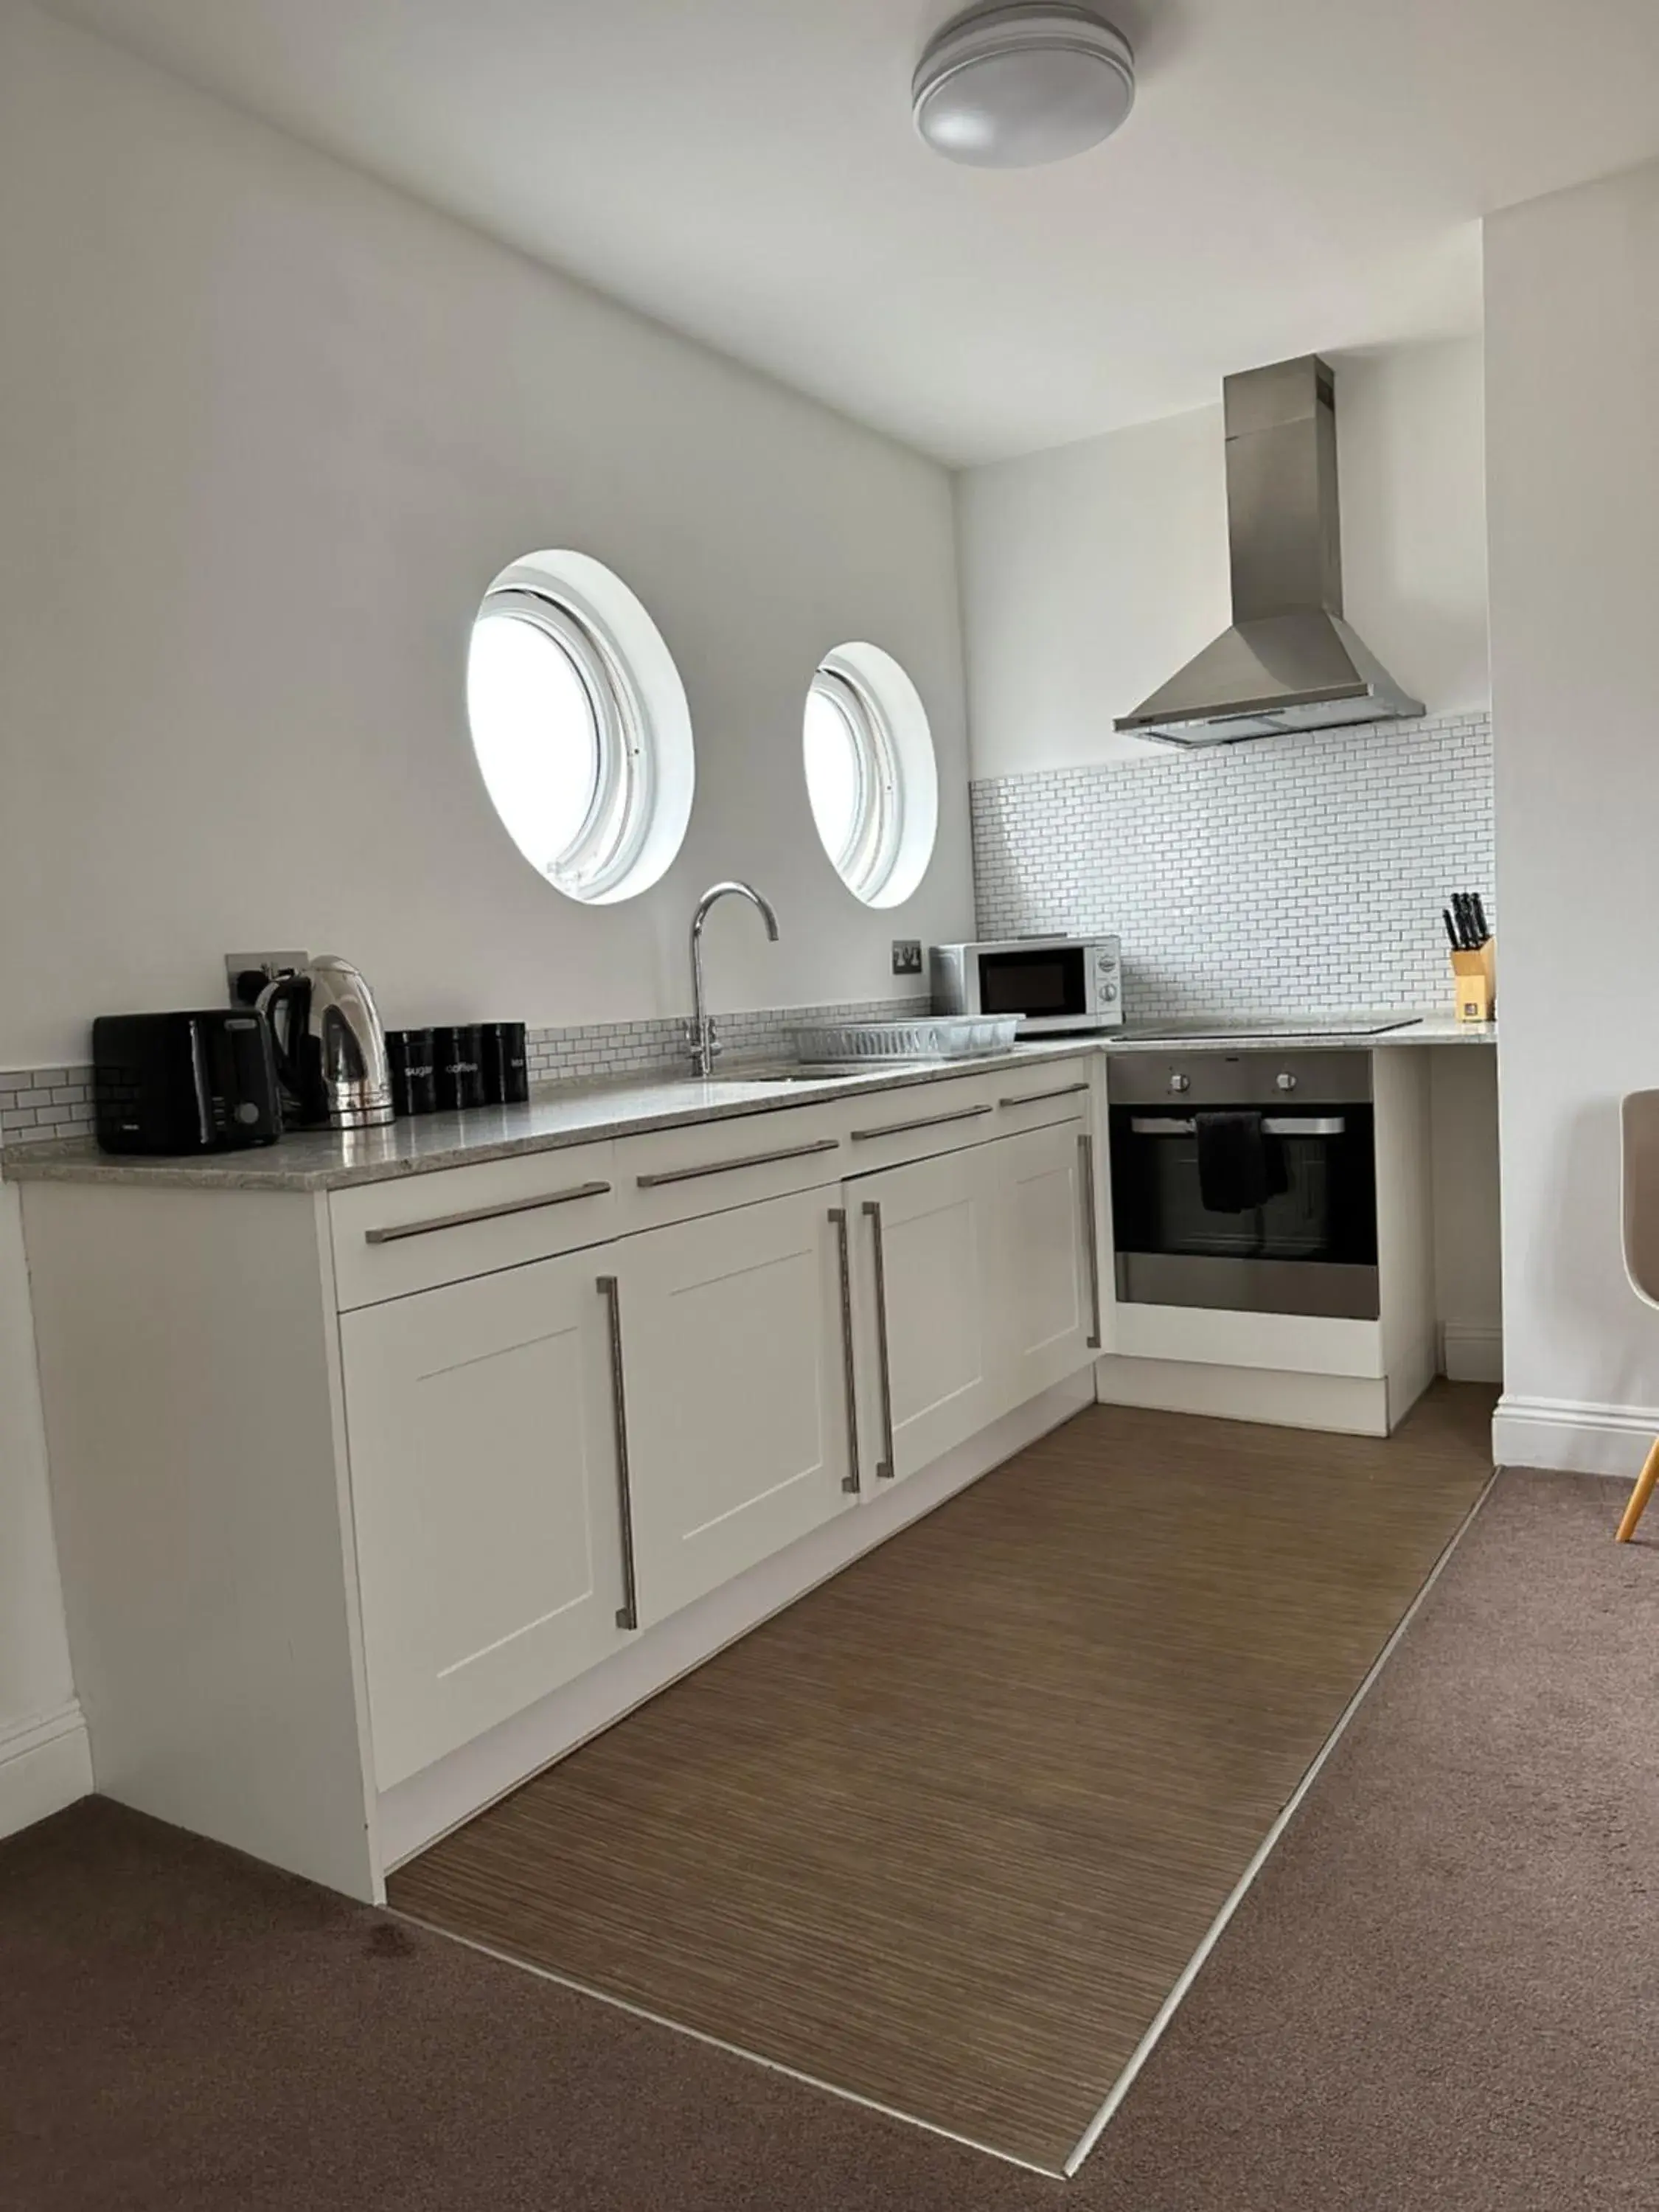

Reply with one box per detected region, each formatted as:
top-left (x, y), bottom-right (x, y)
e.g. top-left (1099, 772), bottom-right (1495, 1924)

top-left (1115, 355), bottom-right (1424, 747)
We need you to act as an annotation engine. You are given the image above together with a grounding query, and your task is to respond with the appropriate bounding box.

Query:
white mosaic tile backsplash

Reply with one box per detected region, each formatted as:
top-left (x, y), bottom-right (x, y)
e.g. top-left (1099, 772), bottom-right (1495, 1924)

top-left (524, 996), bottom-right (928, 1086)
top-left (0, 995), bottom-right (931, 1152)
top-left (0, 1070), bottom-right (96, 1146)
top-left (971, 710), bottom-right (1494, 1021)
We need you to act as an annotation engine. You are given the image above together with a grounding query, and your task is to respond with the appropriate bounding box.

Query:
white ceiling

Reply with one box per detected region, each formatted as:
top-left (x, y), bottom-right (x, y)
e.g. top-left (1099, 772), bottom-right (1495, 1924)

top-left (44, 0), bottom-right (1659, 463)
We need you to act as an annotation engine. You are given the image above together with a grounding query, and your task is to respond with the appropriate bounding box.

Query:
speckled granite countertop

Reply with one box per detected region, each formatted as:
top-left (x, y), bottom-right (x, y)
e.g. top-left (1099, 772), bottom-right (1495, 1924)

top-left (1, 1014), bottom-right (1495, 1193)
top-left (1, 1040), bottom-right (1105, 1193)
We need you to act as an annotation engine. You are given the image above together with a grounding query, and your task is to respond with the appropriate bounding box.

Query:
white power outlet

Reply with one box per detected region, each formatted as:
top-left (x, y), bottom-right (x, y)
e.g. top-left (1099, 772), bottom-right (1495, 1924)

top-left (224, 951), bottom-right (310, 1008)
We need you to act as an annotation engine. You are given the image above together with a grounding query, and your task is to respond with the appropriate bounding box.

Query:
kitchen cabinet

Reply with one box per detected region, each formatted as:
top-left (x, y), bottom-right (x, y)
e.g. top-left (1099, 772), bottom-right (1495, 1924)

top-left (613, 1190), bottom-right (857, 1621)
top-left (15, 1049), bottom-right (1104, 1899)
top-left (853, 1145), bottom-right (1005, 1482)
top-left (850, 1107), bottom-right (1099, 1484)
top-left (341, 1249), bottom-right (629, 1787)
top-left (995, 1119), bottom-right (1102, 1405)
top-left (345, 1186), bottom-right (858, 1781)
top-left (348, 1125), bottom-right (1099, 1793)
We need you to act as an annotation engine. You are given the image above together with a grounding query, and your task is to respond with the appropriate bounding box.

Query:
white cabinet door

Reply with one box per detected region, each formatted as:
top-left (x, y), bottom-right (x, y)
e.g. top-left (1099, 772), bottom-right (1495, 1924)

top-left (341, 1251), bottom-right (627, 1788)
top-left (615, 1191), bottom-right (857, 1623)
top-left (993, 1119), bottom-right (1102, 1404)
top-left (854, 1146), bottom-right (1004, 1483)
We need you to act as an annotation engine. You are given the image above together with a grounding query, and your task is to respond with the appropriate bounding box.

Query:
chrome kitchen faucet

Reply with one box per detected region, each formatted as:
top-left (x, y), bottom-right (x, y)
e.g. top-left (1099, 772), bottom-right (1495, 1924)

top-left (688, 881), bottom-right (779, 1077)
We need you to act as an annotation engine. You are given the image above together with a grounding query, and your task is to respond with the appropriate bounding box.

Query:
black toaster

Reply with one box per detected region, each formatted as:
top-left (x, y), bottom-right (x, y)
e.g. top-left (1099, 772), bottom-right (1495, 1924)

top-left (92, 1011), bottom-right (282, 1155)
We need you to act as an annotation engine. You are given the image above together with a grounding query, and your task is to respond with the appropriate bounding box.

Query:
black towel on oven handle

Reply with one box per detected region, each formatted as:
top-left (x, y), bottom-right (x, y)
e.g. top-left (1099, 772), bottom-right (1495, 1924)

top-left (1194, 1110), bottom-right (1282, 1214)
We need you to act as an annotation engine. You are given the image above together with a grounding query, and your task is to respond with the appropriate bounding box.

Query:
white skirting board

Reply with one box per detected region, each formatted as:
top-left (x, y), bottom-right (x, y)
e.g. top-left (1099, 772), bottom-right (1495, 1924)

top-left (0, 1701), bottom-right (92, 1842)
top-left (380, 1368), bottom-right (1097, 1870)
top-left (1440, 1321), bottom-right (1504, 1385)
top-left (1492, 1394), bottom-right (1659, 1478)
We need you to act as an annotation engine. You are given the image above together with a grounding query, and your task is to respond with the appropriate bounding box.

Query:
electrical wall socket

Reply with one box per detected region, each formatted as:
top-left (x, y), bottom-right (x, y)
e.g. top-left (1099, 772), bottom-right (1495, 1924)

top-left (891, 939), bottom-right (923, 977)
top-left (224, 951), bottom-right (310, 1008)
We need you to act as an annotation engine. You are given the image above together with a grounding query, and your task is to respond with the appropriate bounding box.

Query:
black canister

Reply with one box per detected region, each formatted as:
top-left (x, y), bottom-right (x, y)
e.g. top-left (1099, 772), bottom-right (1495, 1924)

top-left (480, 1020), bottom-right (529, 1106)
top-left (431, 1023), bottom-right (484, 1112)
top-left (386, 1028), bottom-right (437, 1118)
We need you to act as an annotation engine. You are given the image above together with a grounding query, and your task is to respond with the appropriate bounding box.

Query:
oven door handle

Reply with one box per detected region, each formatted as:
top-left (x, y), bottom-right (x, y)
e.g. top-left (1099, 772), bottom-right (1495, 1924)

top-left (1127, 1115), bottom-right (1348, 1138)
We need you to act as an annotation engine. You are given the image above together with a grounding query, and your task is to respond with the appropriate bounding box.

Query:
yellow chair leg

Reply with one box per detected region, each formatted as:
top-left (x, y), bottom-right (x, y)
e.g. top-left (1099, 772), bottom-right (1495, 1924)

top-left (1616, 1436), bottom-right (1659, 1542)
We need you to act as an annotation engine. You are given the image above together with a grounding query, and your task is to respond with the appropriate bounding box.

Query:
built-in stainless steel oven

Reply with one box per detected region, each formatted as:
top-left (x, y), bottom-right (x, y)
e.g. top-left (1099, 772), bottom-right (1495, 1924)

top-left (1108, 1050), bottom-right (1378, 1319)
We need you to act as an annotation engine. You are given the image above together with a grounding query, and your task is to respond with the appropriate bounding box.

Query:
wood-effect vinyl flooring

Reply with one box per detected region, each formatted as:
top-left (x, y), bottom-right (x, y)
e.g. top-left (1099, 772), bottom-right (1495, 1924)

top-left (390, 1385), bottom-right (1495, 2172)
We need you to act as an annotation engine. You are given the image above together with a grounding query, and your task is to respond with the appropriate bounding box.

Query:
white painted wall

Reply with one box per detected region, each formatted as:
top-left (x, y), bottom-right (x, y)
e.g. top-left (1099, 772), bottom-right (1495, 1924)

top-left (0, 0), bottom-right (972, 1825)
top-left (956, 337), bottom-right (1490, 779)
top-left (1486, 156), bottom-right (1659, 1475)
top-left (0, 2), bottom-right (972, 1074)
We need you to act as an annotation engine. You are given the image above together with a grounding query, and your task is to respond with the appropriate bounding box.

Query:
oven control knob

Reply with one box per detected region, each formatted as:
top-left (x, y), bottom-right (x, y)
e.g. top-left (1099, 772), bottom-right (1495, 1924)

top-left (1168, 1073), bottom-right (1190, 1094)
top-left (1276, 1071), bottom-right (1298, 1092)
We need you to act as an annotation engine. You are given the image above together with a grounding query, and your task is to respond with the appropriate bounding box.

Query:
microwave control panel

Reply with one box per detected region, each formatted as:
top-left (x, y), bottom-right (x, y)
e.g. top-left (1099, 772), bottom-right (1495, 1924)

top-left (1093, 939), bottom-right (1122, 1015)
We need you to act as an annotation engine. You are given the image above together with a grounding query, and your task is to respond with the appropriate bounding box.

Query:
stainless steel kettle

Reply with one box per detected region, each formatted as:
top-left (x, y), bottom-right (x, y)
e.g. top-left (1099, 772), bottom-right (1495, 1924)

top-left (257, 956), bottom-right (394, 1130)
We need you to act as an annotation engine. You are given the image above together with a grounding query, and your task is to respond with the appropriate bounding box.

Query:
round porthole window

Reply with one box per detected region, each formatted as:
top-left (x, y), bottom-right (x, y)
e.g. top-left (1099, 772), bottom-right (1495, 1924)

top-left (467, 551), bottom-right (694, 905)
top-left (802, 643), bottom-right (937, 907)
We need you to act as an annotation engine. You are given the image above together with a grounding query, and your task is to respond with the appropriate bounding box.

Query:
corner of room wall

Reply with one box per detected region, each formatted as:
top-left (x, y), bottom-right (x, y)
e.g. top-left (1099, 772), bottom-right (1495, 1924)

top-left (1485, 153), bottom-right (1659, 1476)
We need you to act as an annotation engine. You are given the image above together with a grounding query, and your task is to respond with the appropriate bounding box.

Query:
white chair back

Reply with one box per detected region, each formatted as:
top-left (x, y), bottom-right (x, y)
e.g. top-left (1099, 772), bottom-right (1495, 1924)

top-left (1621, 1091), bottom-right (1659, 1308)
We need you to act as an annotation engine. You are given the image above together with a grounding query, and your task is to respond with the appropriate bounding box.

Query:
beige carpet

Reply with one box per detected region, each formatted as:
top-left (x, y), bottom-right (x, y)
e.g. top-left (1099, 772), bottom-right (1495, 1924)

top-left (390, 1386), bottom-right (1493, 2171)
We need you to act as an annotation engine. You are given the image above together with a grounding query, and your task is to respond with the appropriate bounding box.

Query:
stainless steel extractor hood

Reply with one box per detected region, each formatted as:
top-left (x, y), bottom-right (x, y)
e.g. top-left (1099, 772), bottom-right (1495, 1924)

top-left (1115, 355), bottom-right (1424, 747)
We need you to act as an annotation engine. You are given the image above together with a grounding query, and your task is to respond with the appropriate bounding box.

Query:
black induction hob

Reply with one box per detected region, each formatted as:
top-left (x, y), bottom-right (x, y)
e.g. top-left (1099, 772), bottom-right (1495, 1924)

top-left (1119, 1016), bottom-right (1422, 1042)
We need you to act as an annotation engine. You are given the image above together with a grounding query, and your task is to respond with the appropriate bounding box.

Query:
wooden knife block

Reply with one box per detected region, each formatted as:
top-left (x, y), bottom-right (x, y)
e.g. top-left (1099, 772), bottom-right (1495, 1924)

top-left (1450, 939), bottom-right (1496, 1023)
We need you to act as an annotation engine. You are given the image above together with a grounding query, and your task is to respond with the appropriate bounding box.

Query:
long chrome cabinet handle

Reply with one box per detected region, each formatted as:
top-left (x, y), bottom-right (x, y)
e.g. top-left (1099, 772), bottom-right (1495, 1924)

top-left (849, 1103), bottom-right (993, 1143)
top-left (597, 1275), bottom-right (641, 1631)
top-left (636, 1137), bottom-right (840, 1188)
top-left (1127, 1116), bottom-right (1349, 1138)
top-left (862, 1200), bottom-right (897, 1480)
top-left (827, 1209), bottom-right (861, 1496)
top-left (1078, 1131), bottom-right (1103, 1351)
top-left (997, 1082), bottom-right (1091, 1110)
top-left (364, 1180), bottom-right (612, 1244)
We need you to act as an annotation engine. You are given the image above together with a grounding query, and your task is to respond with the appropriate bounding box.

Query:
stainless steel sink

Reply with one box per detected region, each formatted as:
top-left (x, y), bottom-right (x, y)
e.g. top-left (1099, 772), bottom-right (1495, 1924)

top-left (705, 1060), bottom-right (919, 1087)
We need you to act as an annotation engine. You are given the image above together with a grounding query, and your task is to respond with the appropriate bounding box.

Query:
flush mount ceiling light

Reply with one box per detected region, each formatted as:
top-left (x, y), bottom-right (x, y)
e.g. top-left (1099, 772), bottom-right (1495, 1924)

top-left (913, 1), bottom-right (1135, 169)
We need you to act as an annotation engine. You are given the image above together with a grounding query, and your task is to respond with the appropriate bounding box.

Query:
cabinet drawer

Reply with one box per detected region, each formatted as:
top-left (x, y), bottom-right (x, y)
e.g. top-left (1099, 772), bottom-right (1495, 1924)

top-left (993, 1062), bottom-right (1096, 1130)
top-left (330, 1143), bottom-right (618, 1309)
top-left (835, 1071), bottom-right (1003, 1174)
top-left (617, 1102), bottom-right (846, 1233)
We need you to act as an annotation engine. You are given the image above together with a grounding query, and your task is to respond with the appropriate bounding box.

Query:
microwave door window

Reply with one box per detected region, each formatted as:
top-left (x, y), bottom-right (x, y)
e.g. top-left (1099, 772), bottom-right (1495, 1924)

top-left (978, 947), bottom-right (1086, 1018)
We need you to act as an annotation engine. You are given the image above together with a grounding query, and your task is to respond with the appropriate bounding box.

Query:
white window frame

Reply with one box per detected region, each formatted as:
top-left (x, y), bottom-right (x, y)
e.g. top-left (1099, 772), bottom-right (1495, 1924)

top-left (473, 584), bottom-right (653, 901)
top-left (807, 655), bottom-right (904, 903)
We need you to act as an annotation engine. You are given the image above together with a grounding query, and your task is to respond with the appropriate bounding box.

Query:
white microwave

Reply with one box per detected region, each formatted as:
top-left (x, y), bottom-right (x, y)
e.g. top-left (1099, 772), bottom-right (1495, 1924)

top-left (931, 936), bottom-right (1123, 1033)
